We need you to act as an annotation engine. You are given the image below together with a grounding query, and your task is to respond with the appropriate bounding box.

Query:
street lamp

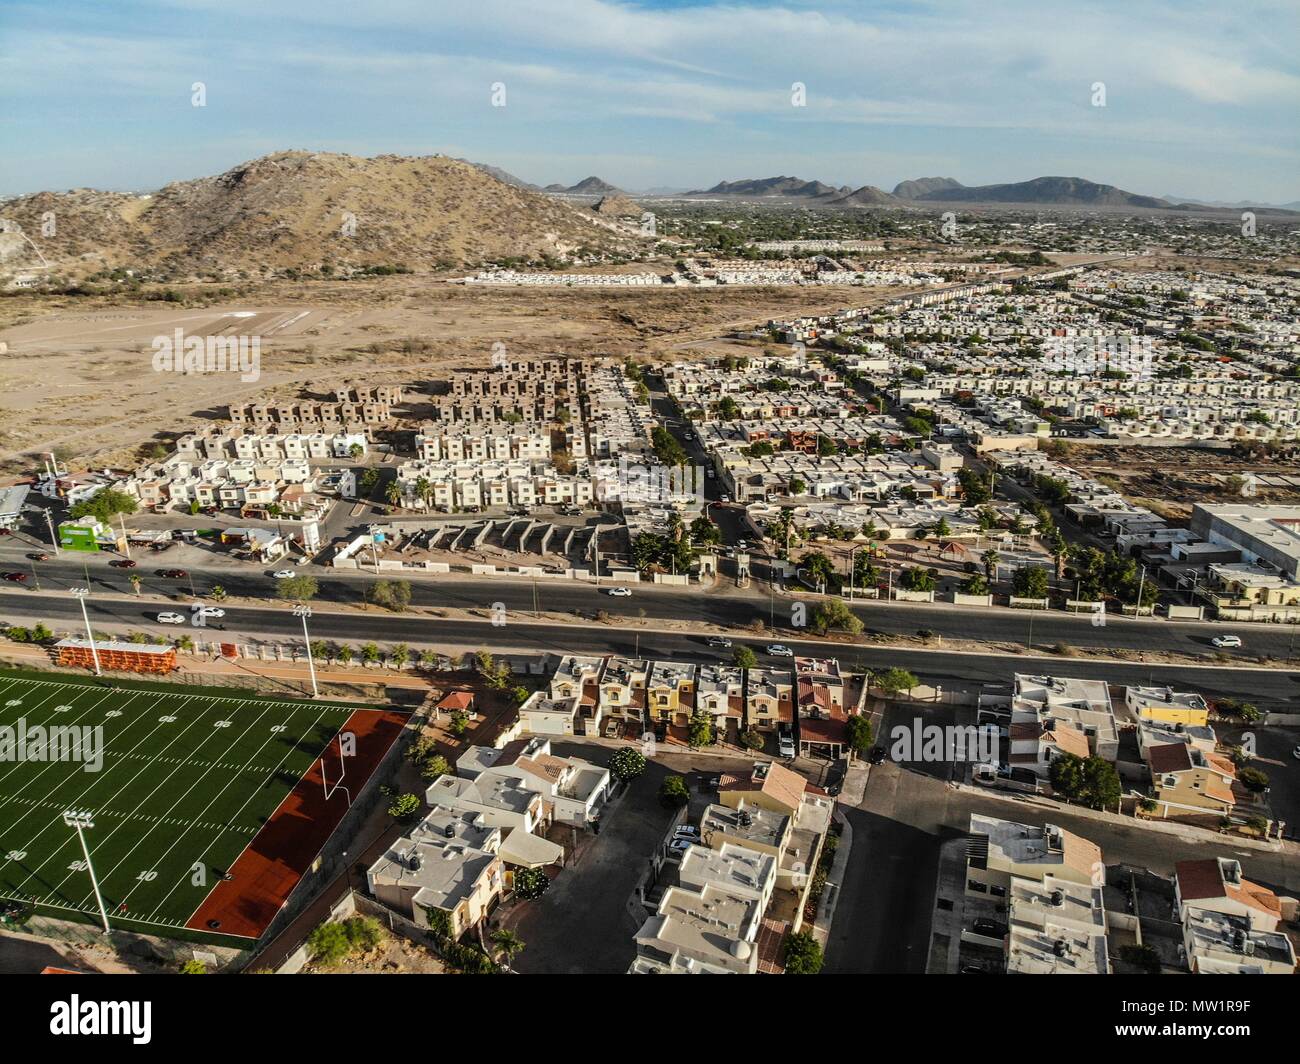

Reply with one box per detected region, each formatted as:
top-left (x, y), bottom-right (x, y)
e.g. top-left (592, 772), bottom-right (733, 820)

top-left (294, 605), bottom-right (319, 699)
top-left (62, 809), bottom-right (110, 933)
top-left (69, 587), bottom-right (101, 676)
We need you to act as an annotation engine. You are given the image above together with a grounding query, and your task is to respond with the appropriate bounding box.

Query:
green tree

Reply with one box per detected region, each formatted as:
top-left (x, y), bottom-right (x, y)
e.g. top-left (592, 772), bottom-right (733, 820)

top-left (899, 566), bottom-right (936, 593)
top-left (513, 867), bottom-right (550, 901)
top-left (981, 547), bottom-right (1001, 579)
top-left (277, 574), bottom-right (318, 602)
top-left (489, 928), bottom-right (526, 966)
top-left (732, 644), bottom-right (758, 669)
top-left (68, 488), bottom-right (137, 523)
top-left (874, 667), bottom-right (919, 698)
top-left (962, 572), bottom-right (988, 595)
top-left (812, 598), bottom-right (864, 636)
top-left (800, 550), bottom-right (836, 591)
top-left (1048, 754), bottom-right (1121, 810)
top-left (608, 747), bottom-right (647, 782)
top-left (1012, 566), bottom-right (1050, 598)
top-left (387, 793), bottom-right (421, 820)
top-left (179, 959), bottom-right (207, 974)
top-left (659, 774), bottom-right (690, 809)
top-left (783, 931), bottom-right (824, 974)
top-left (687, 710), bottom-right (715, 748)
top-left (367, 579), bottom-right (413, 612)
top-left (845, 714), bottom-right (873, 756)
top-left (419, 753), bottom-right (451, 781)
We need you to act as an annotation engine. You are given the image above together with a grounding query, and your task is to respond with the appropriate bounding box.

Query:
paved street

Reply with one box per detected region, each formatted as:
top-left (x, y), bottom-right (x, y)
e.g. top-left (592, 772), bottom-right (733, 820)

top-left (5, 535), bottom-right (1300, 663)
top-left (5, 588), bottom-right (1300, 712)
top-left (825, 759), bottom-right (1300, 974)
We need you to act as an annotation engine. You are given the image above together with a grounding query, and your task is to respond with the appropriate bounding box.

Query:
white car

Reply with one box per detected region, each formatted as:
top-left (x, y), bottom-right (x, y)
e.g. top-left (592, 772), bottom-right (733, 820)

top-left (1211, 634), bottom-right (1242, 649)
top-left (766, 644), bottom-right (794, 657)
top-left (192, 605), bottom-right (225, 618)
top-left (606, 586), bottom-right (632, 597)
top-left (779, 735), bottom-right (797, 758)
top-left (668, 837), bottom-right (694, 853)
top-left (673, 825), bottom-right (700, 839)
top-left (719, 494), bottom-right (731, 503)
top-left (706, 636), bottom-right (733, 648)
top-left (1292, 745), bottom-right (1300, 761)
top-left (156, 612), bottom-right (186, 624)
top-left (272, 569), bottom-right (296, 580)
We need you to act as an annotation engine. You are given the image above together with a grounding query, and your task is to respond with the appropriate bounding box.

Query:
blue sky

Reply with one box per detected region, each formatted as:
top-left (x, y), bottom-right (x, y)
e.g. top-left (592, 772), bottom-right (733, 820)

top-left (2, 0), bottom-right (1297, 202)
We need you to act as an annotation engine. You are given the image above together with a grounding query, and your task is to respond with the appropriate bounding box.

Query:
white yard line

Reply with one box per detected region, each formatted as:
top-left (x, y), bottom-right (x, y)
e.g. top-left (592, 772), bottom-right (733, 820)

top-left (151, 704), bottom-right (334, 920)
top-left (7, 691), bottom-right (222, 893)
top-left (58, 698), bottom-right (286, 907)
top-left (105, 700), bottom-right (311, 912)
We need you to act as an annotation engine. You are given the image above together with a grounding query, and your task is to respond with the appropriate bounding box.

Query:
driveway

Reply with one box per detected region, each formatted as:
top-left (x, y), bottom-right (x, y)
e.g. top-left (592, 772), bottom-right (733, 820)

top-left (502, 747), bottom-right (678, 974)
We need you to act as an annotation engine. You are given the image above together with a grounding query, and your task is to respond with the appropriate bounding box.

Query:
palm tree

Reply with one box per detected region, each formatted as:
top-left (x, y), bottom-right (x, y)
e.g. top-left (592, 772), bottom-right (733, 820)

top-left (488, 928), bottom-right (526, 967)
top-left (129, 573), bottom-right (142, 596)
top-left (384, 480), bottom-right (403, 508)
top-left (414, 477), bottom-right (432, 512)
top-left (210, 584), bottom-right (227, 602)
top-left (981, 548), bottom-right (1001, 580)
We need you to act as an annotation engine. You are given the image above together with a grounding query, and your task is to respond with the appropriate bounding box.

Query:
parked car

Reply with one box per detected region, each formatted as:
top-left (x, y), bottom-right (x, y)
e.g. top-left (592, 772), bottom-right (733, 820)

top-left (156, 612), bottom-right (186, 624)
top-left (606, 586), bottom-right (632, 597)
top-left (271, 569), bottom-right (296, 579)
top-left (960, 965), bottom-right (986, 974)
top-left (766, 644), bottom-right (794, 657)
top-left (778, 734), bottom-right (796, 758)
top-left (159, 569), bottom-right (187, 579)
top-left (719, 494), bottom-right (731, 503)
top-left (1211, 634), bottom-right (1242, 649)
top-left (111, 558), bottom-right (137, 568)
top-left (3, 572), bottom-right (28, 583)
top-left (668, 837), bottom-right (694, 853)
top-left (705, 636), bottom-right (732, 648)
top-left (673, 825), bottom-right (700, 839)
top-left (972, 919), bottom-right (1006, 938)
top-left (1292, 745), bottom-right (1300, 761)
top-left (867, 745), bottom-right (888, 765)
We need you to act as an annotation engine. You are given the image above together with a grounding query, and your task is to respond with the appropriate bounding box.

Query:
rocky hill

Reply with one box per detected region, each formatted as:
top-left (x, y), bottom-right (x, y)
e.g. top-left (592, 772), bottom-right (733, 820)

top-left (0, 151), bottom-right (645, 280)
top-left (915, 176), bottom-right (1168, 208)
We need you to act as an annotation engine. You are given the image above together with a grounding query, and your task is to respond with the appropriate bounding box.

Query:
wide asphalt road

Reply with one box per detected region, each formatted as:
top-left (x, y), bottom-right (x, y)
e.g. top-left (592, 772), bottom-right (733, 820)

top-left (4, 552), bottom-right (1297, 663)
top-left (3, 590), bottom-right (1299, 710)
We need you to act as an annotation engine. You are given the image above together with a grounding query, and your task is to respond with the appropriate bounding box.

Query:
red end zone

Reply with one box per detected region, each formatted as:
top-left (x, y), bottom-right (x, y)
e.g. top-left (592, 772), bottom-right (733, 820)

top-left (186, 706), bottom-right (409, 939)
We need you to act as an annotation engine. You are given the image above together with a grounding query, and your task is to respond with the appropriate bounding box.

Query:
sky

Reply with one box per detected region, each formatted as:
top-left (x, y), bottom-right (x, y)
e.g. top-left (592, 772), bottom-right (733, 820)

top-left (2, 0), bottom-right (1298, 203)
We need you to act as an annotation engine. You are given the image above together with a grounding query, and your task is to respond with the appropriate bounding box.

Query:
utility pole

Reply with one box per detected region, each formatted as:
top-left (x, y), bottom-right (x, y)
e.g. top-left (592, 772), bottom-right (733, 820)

top-left (118, 513), bottom-right (131, 559)
top-left (69, 587), bottom-right (101, 676)
top-left (43, 508), bottom-right (60, 554)
top-left (1134, 564), bottom-right (1146, 616)
top-left (63, 810), bottom-right (110, 933)
top-left (294, 604), bottom-right (319, 699)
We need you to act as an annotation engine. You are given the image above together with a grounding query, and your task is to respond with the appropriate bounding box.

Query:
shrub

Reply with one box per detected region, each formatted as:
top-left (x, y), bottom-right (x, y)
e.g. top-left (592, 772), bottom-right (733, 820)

top-left (608, 747), bottom-right (647, 782)
top-left (513, 867), bottom-right (550, 901)
top-left (783, 931), bottom-right (824, 974)
top-left (387, 793), bottom-right (421, 820)
top-left (658, 774), bottom-right (690, 809)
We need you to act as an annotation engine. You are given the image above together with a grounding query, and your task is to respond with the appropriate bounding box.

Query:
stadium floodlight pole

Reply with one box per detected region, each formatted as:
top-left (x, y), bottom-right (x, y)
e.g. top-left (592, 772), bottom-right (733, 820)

top-left (294, 604), bottom-right (319, 699)
top-left (62, 810), bottom-right (110, 933)
top-left (69, 587), bottom-right (101, 676)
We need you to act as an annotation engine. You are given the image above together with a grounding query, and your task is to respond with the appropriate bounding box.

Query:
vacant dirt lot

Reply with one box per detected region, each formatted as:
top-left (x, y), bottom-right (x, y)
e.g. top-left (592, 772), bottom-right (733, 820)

top-left (1062, 443), bottom-right (1300, 520)
top-left (0, 277), bottom-right (898, 475)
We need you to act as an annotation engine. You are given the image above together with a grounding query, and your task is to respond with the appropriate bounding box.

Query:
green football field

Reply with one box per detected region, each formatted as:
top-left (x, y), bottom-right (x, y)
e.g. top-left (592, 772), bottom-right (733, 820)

top-left (0, 671), bottom-right (365, 945)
